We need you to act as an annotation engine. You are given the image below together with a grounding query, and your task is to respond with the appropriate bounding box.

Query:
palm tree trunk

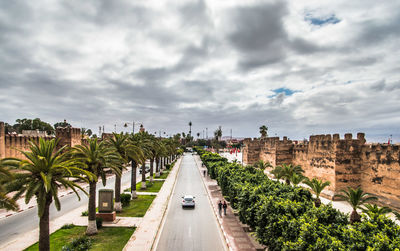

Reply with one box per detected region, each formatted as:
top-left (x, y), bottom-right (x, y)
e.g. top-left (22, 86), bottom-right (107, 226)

top-left (86, 181), bottom-right (97, 235)
top-left (141, 162), bottom-right (146, 189)
top-left (314, 198), bottom-right (321, 207)
top-left (160, 157), bottom-right (163, 174)
top-left (39, 194), bottom-right (52, 251)
top-left (155, 157), bottom-right (160, 177)
top-left (350, 210), bottom-right (361, 224)
top-left (131, 160), bottom-right (137, 199)
top-left (150, 159), bottom-right (154, 182)
top-left (114, 171), bottom-right (122, 212)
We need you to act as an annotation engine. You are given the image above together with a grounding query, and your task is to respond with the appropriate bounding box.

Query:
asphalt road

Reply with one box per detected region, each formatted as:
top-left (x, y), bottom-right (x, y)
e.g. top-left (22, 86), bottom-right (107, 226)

top-left (0, 168), bottom-right (140, 243)
top-left (156, 154), bottom-right (226, 251)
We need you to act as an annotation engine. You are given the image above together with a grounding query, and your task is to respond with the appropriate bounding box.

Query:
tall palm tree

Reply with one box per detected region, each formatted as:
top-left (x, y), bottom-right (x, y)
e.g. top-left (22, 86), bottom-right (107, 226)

top-left (361, 203), bottom-right (392, 220)
top-left (259, 125), bottom-right (268, 138)
top-left (279, 164), bottom-right (304, 185)
top-left (336, 187), bottom-right (378, 224)
top-left (2, 138), bottom-right (91, 250)
top-left (214, 126), bottom-right (222, 141)
top-left (107, 132), bottom-right (143, 211)
top-left (0, 161), bottom-right (18, 211)
top-left (72, 138), bottom-right (121, 235)
top-left (133, 131), bottom-right (153, 189)
top-left (197, 132), bottom-right (200, 139)
top-left (154, 140), bottom-right (166, 177)
top-left (188, 121), bottom-right (192, 137)
top-left (304, 178), bottom-right (331, 207)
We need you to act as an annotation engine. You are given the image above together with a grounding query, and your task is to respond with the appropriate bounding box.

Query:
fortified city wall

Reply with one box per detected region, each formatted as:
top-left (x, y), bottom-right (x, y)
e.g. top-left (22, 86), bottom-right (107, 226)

top-left (0, 121), bottom-right (82, 160)
top-left (243, 133), bottom-right (400, 209)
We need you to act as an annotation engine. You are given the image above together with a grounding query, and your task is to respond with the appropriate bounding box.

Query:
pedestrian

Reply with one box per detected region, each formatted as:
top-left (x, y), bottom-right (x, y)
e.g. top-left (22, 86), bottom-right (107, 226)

top-left (218, 200), bottom-right (222, 216)
top-left (203, 170), bottom-right (206, 177)
top-left (223, 201), bottom-right (227, 215)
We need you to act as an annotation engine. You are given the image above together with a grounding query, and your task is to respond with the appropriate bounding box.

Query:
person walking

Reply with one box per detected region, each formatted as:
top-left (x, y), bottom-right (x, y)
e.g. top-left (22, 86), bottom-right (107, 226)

top-left (218, 200), bottom-right (222, 216)
top-left (203, 170), bottom-right (206, 177)
top-left (223, 201), bottom-right (227, 215)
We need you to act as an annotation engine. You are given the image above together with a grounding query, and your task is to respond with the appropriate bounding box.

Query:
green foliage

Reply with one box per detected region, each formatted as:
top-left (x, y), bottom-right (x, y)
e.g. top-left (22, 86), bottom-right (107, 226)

top-left (81, 210), bottom-right (88, 216)
top-left (61, 224), bottom-right (75, 229)
top-left (12, 118), bottom-right (54, 135)
top-left (121, 193), bottom-right (131, 207)
top-left (61, 235), bottom-right (92, 251)
top-left (197, 148), bottom-right (400, 250)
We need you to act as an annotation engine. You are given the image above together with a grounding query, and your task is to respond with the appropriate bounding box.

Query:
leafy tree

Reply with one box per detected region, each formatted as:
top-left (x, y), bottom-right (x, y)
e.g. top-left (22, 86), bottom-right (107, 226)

top-left (54, 120), bottom-right (71, 129)
top-left (304, 178), bottom-right (331, 207)
top-left (13, 118), bottom-right (54, 135)
top-left (336, 187), bottom-right (378, 224)
top-left (71, 138), bottom-right (121, 235)
top-left (361, 204), bottom-right (392, 220)
top-left (2, 139), bottom-right (91, 250)
top-left (259, 125), bottom-right (268, 138)
top-left (394, 211), bottom-right (400, 221)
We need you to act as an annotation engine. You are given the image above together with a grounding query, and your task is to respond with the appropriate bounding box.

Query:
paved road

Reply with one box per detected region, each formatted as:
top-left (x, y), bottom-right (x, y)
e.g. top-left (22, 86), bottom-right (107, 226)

top-left (0, 168), bottom-right (140, 243)
top-left (156, 154), bottom-right (226, 251)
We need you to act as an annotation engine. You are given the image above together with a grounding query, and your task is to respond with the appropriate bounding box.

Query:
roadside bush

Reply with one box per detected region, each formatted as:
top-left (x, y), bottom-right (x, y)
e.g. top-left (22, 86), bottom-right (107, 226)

top-left (96, 217), bottom-right (103, 229)
top-left (165, 164), bottom-right (171, 170)
top-left (197, 148), bottom-right (400, 250)
top-left (81, 210), bottom-right (88, 216)
top-left (121, 193), bottom-right (131, 207)
top-left (61, 236), bottom-right (92, 251)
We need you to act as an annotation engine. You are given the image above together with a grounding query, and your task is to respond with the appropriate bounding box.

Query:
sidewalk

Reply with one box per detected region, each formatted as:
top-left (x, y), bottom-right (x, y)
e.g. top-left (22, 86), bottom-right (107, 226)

top-left (123, 157), bottom-right (182, 251)
top-left (194, 155), bottom-right (264, 251)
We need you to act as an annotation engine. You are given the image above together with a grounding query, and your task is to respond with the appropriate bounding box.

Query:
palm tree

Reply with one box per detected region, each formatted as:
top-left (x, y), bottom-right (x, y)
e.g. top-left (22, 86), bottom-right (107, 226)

top-left (254, 160), bottom-right (271, 170)
top-left (197, 132), bottom-right (200, 139)
top-left (361, 204), bottom-right (392, 220)
top-left (259, 125), bottom-right (268, 138)
top-left (0, 161), bottom-right (18, 211)
top-left (290, 173), bottom-right (307, 187)
top-left (72, 138), bottom-right (121, 235)
top-left (214, 126), bottom-right (222, 141)
top-left (188, 121), bottom-right (192, 137)
top-left (304, 178), bottom-right (331, 207)
top-left (107, 132), bottom-right (142, 212)
top-left (279, 164), bottom-right (304, 185)
top-left (134, 131), bottom-right (153, 189)
top-left (270, 165), bottom-right (283, 180)
top-left (2, 138), bottom-right (91, 250)
top-left (336, 187), bottom-right (378, 224)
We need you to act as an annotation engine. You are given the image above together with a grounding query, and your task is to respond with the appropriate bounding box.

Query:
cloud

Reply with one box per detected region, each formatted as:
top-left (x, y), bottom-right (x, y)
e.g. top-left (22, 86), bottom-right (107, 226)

top-left (0, 0), bottom-right (399, 143)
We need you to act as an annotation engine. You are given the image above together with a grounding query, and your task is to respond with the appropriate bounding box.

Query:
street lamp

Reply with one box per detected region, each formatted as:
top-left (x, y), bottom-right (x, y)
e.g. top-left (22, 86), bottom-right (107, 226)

top-left (124, 121), bottom-right (142, 134)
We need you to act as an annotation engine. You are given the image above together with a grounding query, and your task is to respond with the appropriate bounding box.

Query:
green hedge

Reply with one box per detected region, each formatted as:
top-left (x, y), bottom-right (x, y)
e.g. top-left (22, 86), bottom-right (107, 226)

top-left (196, 148), bottom-right (400, 250)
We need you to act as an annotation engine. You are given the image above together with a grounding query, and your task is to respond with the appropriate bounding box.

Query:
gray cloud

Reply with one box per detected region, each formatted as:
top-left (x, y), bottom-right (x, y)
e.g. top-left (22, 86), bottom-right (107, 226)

top-left (0, 0), bottom-right (399, 143)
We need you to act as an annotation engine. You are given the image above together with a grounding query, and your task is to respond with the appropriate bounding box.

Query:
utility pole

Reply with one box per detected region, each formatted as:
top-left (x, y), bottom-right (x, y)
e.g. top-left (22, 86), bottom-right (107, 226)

top-left (206, 127), bottom-right (208, 139)
top-left (230, 129), bottom-right (232, 140)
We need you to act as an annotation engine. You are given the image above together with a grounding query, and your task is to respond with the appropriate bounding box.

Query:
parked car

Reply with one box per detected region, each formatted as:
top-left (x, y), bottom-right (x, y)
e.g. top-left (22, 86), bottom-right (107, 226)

top-left (182, 195), bottom-right (195, 208)
top-left (139, 165), bottom-right (150, 174)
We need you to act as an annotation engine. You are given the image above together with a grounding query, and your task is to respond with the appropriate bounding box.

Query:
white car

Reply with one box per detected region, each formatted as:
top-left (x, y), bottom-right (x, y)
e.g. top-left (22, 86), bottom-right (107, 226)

top-left (182, 195), bottom-right (195, 208)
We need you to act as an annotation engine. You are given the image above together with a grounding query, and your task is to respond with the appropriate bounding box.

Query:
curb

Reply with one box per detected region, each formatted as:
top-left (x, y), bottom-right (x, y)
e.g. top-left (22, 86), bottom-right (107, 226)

top-left (194, 155), bottom-right (232, 251)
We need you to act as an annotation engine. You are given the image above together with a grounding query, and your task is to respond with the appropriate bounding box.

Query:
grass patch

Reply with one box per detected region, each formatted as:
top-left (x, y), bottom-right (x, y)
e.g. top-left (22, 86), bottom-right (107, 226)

top-left (148, 171), bottom-right (169, 180)
top-left (136, 180), bottom-right (164, 192)
top-left (117, 195), bottom-right (156, 217)
top-left (24, 226), bottom-right (135, 251)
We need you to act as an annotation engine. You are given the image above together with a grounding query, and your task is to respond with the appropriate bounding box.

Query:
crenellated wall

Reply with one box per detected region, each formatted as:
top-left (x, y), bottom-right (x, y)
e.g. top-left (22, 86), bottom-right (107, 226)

top-left (0, 121), bottom-right (82, 160)
top-left (243, 132), bottom-right (400, 209)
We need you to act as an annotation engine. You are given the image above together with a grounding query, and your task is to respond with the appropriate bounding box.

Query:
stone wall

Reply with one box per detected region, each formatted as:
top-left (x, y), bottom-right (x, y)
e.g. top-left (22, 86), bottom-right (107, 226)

top-left (243, 132), bottom-right (400, 209)
top-left (0, 121), bottom-right (82, 160)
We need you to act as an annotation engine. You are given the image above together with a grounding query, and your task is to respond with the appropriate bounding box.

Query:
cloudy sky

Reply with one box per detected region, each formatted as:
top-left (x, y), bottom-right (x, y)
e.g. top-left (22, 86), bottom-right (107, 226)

top-left (1, 0), bottom-right (399, 142)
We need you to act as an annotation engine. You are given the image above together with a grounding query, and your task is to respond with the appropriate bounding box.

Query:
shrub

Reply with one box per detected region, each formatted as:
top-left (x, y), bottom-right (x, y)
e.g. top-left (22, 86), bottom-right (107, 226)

top-left (61, 236), bottom-right (92, 251)
top-left (81, 210), bottom-right (88, 216)
top-left (121, 193), bottom-right (131, 207)
top-left (165, 164), bottom-right (171, 170)
top-left (96, 217), bottom-right (103, 229)
top-left (60, 223), bottom-right (75, 229)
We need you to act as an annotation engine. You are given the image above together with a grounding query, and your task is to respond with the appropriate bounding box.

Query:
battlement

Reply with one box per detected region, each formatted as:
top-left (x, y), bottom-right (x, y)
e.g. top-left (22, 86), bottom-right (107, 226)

top-left (56, 127), bottom-right (81, 137)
